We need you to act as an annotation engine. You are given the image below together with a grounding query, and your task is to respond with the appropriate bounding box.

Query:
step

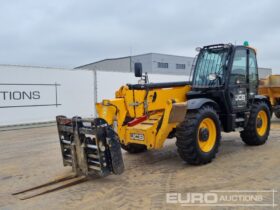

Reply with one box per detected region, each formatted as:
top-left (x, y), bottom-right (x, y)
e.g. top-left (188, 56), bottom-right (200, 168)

top-left (86, 144), bottom-right (98, 149)
top-left (235, 118), bottom-right (245, 122)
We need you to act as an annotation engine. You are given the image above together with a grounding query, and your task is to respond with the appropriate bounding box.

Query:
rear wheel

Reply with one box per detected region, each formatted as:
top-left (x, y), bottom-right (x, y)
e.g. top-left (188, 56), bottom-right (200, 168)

top-left (240, 101), bottom-right (270, 145)
top-left (176, 106), bottom-right (221, 165)
top-left (121, 143), bottom-right (147, 153)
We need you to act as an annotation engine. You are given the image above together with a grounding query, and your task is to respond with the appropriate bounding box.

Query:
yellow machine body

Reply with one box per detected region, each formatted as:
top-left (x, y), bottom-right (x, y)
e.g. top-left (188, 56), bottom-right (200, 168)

top-left (259, 75), bottom-right (280, 106)
top-left (96, 84), bottom-right (191, 149)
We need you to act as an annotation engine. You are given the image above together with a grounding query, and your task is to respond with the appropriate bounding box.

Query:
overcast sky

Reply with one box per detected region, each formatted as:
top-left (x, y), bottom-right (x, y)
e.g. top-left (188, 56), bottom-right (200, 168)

top-left (1, 0), bottom-right (280, 72)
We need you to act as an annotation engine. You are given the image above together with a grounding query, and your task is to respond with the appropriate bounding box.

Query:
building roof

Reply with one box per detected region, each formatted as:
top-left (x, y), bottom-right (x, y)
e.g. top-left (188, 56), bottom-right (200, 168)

top-left (74, 52), bottom-right (194, 69)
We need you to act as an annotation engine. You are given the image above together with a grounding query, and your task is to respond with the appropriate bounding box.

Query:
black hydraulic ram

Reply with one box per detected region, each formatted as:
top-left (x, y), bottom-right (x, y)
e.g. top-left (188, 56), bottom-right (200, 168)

top-left (56, 116), bottom-right (124, 177)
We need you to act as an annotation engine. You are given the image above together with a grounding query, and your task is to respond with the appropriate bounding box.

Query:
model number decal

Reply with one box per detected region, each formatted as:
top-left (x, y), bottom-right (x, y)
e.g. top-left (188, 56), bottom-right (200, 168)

top-left (130, 133), bottom-right (144, 141)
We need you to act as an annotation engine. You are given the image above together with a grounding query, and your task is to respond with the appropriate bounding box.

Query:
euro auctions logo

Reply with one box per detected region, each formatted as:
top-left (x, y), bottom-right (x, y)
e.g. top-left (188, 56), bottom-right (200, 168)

top-left (166, 190), bottom-right (278, 207)
top-left (167, 192), bottom-right (218, 204)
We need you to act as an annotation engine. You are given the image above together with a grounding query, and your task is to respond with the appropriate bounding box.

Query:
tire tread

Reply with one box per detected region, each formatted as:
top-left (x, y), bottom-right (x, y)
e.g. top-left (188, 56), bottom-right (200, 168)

top-left (175, 106), bottom-right (221, 165)
top-left (240, 101), bottom-right (270, 145)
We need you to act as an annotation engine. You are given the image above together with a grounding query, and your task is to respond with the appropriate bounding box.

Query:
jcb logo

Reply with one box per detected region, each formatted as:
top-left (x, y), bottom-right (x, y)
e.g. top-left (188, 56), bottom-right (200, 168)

top-left (130, 133), bottom-right (144, 141)
top-left (235, 94), bottom-right (246, 101)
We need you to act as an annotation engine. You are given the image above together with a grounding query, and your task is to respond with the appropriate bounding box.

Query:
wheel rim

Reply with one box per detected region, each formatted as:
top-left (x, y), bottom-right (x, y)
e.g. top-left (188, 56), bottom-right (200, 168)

top-left (256, 110), bottom-right (268, 137)
top-left (198, 118), bottom-right (216, 152)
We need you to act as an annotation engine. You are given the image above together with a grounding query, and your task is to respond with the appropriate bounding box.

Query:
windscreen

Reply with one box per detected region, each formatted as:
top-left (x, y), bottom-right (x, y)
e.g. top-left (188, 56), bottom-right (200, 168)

top-left (192, 48), bottom-right (229, 87)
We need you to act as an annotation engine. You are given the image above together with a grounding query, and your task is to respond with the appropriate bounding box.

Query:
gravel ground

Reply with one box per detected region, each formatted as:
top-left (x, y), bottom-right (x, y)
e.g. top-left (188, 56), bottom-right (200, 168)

top-left (0, 118), bottom-right (279, 210)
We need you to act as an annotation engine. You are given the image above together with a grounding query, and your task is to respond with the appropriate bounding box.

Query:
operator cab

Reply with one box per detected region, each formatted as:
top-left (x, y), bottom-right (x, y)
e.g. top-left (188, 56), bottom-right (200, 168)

top-left (189, 42), bottom-right (261, 132)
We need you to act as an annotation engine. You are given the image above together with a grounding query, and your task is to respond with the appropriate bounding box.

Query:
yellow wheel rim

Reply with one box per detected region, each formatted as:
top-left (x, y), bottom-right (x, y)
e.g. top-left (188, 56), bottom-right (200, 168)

top-left (256, 110), bottom-right (268, 137)
top-left (198, 118), bottom-right (216, 152)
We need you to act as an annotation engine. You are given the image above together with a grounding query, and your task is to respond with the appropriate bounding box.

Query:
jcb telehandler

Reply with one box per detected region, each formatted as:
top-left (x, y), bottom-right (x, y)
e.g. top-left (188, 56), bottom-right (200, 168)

top-left (56, 43), bottom-right (271, 177)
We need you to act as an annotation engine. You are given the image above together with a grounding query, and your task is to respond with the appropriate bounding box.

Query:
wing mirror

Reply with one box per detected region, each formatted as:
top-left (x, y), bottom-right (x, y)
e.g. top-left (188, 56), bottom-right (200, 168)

top-left (134, 62), bottom-right (149, 84)
top-left (208, 73), bottom-right (217, 81)
top-left (134, 62), bottom-right (142, 77)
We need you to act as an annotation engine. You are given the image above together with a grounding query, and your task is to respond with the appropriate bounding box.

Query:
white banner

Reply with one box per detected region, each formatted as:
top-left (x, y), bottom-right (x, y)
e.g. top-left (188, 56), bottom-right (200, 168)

top-left (0, 83), bottom-right (60, 108)
top-left (0, 65), bottom-right (95, 126)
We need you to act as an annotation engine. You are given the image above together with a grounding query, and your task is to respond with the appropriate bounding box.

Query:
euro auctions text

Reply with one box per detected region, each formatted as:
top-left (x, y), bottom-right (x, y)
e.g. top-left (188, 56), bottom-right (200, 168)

top-left (166, 190), bottom-right (278, 207)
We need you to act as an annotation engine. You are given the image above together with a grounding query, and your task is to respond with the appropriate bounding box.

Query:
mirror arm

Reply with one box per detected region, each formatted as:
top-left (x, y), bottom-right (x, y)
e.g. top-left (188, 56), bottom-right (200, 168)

top-left (143, 72), bottom-right (149, 84)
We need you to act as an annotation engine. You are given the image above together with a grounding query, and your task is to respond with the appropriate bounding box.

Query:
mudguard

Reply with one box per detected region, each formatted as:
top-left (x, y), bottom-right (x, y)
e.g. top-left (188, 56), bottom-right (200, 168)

top-left (187, 98), bottom-right (220, 111)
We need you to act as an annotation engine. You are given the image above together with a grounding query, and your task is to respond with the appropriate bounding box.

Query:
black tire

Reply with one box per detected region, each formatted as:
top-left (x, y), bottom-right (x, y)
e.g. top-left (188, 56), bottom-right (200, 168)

top-left (240, 101), bottom-right (270, 145)
top-left (274, 110), bottom-right (280, 119)
top-left (175, 106), bottom-right (221, 165)
top-left (121, 143), bottom-right (147, 154)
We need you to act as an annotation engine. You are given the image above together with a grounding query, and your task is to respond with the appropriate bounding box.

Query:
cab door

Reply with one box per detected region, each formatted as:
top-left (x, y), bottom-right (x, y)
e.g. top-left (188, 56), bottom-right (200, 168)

top-left (248, 49), bottom-right (258, 100)
top-left (228, 47), bottom-right (249, 112)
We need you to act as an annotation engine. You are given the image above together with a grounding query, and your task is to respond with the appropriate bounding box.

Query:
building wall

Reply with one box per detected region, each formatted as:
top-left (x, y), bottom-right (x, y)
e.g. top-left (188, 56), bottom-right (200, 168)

top-left (131, 54), bottom-right (153, 73)
top-left (258, 67), bottom-right (272, 79)
top-left (151, 53), bottom-right (193, 75)
top-left (130, 53), bottom-right (194, 75)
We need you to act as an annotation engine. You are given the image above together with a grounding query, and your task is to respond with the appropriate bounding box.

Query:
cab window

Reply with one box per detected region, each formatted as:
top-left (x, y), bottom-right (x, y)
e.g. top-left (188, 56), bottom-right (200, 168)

top-left (249, 49), bottom-right (257, 82)
top-left (230, 49), bottom-right (247, 84)
top-left (249, 49), bottom-right (258, 94)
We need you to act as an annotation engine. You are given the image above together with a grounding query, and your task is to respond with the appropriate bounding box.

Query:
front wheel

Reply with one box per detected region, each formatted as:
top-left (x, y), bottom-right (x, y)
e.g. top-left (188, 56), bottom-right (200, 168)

top-left (175, 106), bottom-right (221, 165)
top-left (240, 101), bottom-right (270, 145)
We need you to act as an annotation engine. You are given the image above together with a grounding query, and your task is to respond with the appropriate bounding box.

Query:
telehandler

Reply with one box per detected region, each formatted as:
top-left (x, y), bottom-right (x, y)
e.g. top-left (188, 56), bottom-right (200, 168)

top-left (13, 43), bottom-right (272, 200)
top-left (55, 43), bottom-right (271, 178)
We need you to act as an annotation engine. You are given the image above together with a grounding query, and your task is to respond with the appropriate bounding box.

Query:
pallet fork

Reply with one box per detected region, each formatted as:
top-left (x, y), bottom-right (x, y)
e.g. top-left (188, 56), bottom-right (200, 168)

top-left (12, 116), bottom-right (124, 200)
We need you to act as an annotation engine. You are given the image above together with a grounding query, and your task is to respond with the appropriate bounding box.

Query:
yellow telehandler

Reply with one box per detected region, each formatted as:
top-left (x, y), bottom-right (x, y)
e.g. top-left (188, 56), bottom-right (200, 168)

top-left (56, 43), bottom-right (271, 178)
top-left (13, 43), bottom-right (273, 200)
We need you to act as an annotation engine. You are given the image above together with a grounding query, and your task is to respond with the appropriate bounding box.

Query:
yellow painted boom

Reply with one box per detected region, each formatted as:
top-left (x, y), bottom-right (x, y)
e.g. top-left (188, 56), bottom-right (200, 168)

top-left (96, 83), bottom-right (191, 149)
